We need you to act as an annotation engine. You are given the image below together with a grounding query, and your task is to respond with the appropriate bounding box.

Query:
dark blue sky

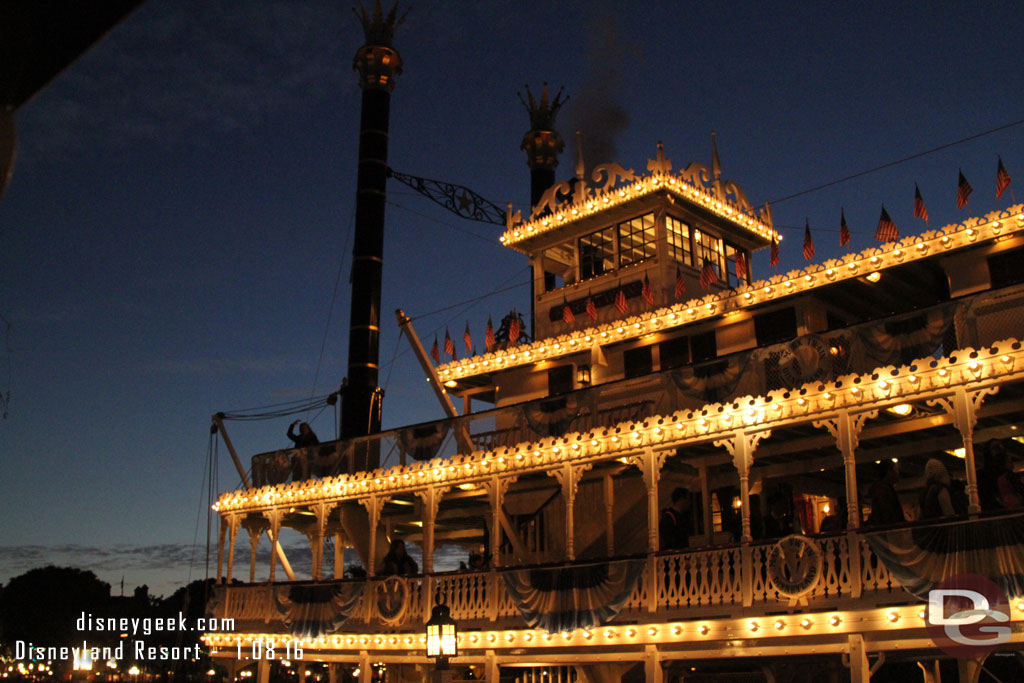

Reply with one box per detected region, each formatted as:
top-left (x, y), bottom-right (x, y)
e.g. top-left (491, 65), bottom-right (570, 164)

top-left (1, 0), bottom-right (1022, 596)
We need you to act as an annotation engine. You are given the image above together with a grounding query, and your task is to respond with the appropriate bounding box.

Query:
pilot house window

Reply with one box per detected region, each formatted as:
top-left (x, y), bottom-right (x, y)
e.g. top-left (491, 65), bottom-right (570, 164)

top-left (694, 229), bottom-right (724, 276)
top-left (666, 216), bottom-right (692, 266)
top-left (618, 213), bottom-right (656, 267)
top-left (579, 227), bottom-right (615, 280)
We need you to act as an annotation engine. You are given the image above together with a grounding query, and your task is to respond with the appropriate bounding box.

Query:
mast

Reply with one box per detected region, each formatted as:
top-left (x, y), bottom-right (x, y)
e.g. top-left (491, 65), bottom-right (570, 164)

top-left (342, 2), bottom-right (404, 444)
top-left (519, 84), bottom-right (567, 208)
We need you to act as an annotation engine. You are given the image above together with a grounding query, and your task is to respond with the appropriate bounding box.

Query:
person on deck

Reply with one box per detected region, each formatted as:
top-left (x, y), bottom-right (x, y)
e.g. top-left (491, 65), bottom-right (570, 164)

top-left (762, 492), bottom-right (800, 538)
top-left (866, 460), bottom-right (906, 526)
top-left (919, 458), bottom-right (956, 519)
top-left (659, 487), bottom-right (693, 550)
top-left (287, 419), bottom-right (319, 448)
top-left (380, 539), bottom-right (419, 576)
top-left (979, 440), bottom-right (1024, 510)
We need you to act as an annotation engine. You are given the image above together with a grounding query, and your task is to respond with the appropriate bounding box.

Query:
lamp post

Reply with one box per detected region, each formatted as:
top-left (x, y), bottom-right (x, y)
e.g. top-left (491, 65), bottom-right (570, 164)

top-left (425, 604), bottom-right (457, 683)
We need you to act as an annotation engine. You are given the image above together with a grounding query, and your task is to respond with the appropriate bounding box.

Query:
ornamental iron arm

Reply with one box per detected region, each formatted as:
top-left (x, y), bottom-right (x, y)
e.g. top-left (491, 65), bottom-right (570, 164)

top-left (386, 167), bottom-right (506, 226)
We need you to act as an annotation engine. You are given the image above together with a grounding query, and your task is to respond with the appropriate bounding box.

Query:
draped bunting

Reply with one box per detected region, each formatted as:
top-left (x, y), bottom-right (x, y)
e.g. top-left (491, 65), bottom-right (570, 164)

top-left (668, 353), bottom-right (752, 404)
top-left (863, 513), bottom-right (1024, 600)
top-left (397, 422), bottom-right (451, 461)
top-left (501, 559), bottom-right (646, 633)
top-left (273, 582), bottom-right (365, 638)
top-left (524, 395), bottom-right (580, 437)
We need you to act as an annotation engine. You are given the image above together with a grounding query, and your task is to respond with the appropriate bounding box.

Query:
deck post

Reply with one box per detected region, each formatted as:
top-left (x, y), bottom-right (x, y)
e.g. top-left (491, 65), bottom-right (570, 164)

top-left (625, 448), bottom-right (666, 553)
top-left (643, 645), bottom-right (662, 683)
top-left (359, 495), bottom-right (386, 577)
top-left (699, 464), bottom-right (713, 546)
top-left (485, 476), bottom-right (513, 567)
top-left (603, 473), bottom-right (615, 556)
top-left (550, 462), bottom-right (592, 560)
top-left (417, 486), bottom-right (448, 574)
top-left (359, 652), bottom-right (371, 683)
top-left (216, 517), bottom-right (227, 582)
top-left (485, 650), bottom-right (499, 682)
top-left (263, 509), bottom-right (282, 582)
top-left (226, 514), bottom-right (239, 583)
top-left (814, 410), bottom-right (876, 530)
top-left (246, 527), bottom-right (261, 583)
top-left (257, 659), bottom-right (270, 683)
top-left (334, 531), bottom-right (345, 578)
top-left (847, 634), bottom-right (870, 682)
top-left (928, 386), bottom-right (1000, 514)
top-left (716, 430), bottom-right (770, 543)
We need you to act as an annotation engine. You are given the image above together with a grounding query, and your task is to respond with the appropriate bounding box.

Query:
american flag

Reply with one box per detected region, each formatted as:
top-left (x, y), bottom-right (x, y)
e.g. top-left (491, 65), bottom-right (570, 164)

top-left (875, 205), bottom-right (898, 242)
top-left (641, 273), bottom-right (654, 305)
top-left (614, 287), bottom-right (628, 314)
top-left (735, 251), bottom-right (747, 282)
top-left (485, 317), bottom-right (495, 350)
top-left (508, 313), bottom-right (520, 345)
top-left (839, 209), bottom-right (850, 247)
top-left (802, 219), bottom-right (815, 261)
top-left (699, 259), bottom-right (718, 288)
top-left (586, 294), bottom-right (598, 320)
top-left (997, 156), bottom-right (1012, 200)
top-left (430, 336), bottom-right (440, 364)
top-left (562, 297), bottom-right (575, 324)
top-left (914, 183), bottom-right (929, 224)
top-left (464, 323), bottom-right (472, 352)
top-left (769, 236), bottom-right (780, 268)
top-left (674, 266), bottom-right (686, 299)
top-left (957, 169), bottom-right (973, 209)
top-left (444, 329), bottom-right (456, 359)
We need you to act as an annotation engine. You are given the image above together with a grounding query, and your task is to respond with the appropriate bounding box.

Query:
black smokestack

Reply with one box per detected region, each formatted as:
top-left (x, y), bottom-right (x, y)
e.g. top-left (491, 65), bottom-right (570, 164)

top-left (519, 84), bottom-right (567, 208)
top-left (343, 2), bottom-right (404, 445)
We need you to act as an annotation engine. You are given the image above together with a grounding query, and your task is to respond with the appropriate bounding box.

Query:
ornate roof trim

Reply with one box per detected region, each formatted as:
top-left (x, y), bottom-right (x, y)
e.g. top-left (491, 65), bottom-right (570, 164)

top-left (500, 144), bottom-right (777, 251)
top-left (448, 206), bottom-right (1023, 381)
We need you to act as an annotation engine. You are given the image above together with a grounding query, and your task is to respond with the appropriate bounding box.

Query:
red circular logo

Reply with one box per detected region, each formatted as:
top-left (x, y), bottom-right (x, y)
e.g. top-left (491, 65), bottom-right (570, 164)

top-left (924, 573), bottom-right (1011, 659)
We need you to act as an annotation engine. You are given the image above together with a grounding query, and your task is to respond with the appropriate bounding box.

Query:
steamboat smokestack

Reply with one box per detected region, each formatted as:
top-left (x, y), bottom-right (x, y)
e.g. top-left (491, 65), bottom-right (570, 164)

top-left (343, 2), bottom-right (403, 442)
top-left (519, 85), bottom-right (567, 208)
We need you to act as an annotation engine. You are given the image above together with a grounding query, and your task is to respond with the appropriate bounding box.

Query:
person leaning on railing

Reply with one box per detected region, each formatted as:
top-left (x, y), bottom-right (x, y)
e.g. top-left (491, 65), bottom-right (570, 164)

top-left (865, 460), bottom-right (906, 526)
top-left (919, 459), bottom-right (955, 519)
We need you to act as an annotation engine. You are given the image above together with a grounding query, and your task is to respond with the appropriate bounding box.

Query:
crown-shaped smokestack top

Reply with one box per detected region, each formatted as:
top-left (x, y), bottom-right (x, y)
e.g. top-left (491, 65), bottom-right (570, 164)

top-left (518, 84), bottom-right (568, 132)
top-left (354, 0), bottom-right (407, 47)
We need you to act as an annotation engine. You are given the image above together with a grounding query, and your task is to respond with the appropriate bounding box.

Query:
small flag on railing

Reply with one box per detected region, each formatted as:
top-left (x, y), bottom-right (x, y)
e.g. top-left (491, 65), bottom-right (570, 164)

top-left (876, 205), bottom-right (898, 242)
top-left (586, 293), bottom-right (598, 320)
top-left (674, 266), bottom-right (686, 299)
top-left (839, 208), bottom-right (851, 247)
top-left (614, 286), bottom-right (628, 314)
top-left (444, 329), bottom-right (456, 359)
top-left (431, 336), bottom-right (440, 364)
top-left (562, 297), bottom-right (575, 324)
top-left (997, 156), bottom-right (1012, 200)
top-left (769, 235), bottom-right (780, 268)
top-left (699, 259), bottom-right (718, 288)
top-left (464, 322), bottom-right (472, 352)
top-left (802, 218), bottom-right (815, 261)
top-left (957, 169), bottom-right (973, 209)
top-left (641, 273), bottom-right (654, 305)
top-left (914, 183), bottom-right (929, 224)
top-left (508, 312), bottom-right (520, 345)
top-left (485, 317), bottom-right (495, 350)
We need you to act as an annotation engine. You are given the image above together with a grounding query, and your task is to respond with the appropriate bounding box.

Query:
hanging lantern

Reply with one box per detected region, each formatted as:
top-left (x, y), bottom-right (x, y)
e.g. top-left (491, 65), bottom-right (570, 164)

top-left (426, 603), bottom-right (458, 668)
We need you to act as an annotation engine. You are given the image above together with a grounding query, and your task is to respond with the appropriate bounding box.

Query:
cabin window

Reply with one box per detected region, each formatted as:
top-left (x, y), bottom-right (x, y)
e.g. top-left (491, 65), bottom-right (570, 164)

top-left (693, 229), bottom-right (724, 276)
top-left (659, 336), bottom-right (690, 370)
top-left (754, 307), bottom-right (798, 346)
top-left (618, 213), bottom-right (656, 267)
top-left (690, 330), bottom-right (717, 363)
top-left (988, 247), bottom-right (1024, 288)
top-left (623, 346), bottom-right (653, 378)
top-left (548, 365), bottom-right (574, 396)
top-left (579, 227), bottom-right (614, 280)
top-left (723, 242), bottom-right (747, 286)
top-left (666, 215), bottom-right (692, 267)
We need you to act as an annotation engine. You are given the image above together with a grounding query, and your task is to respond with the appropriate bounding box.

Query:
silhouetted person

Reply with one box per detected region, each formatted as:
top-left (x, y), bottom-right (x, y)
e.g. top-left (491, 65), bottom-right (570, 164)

top-left (287, 420), bottom-right (319, 448)
top-left (979, 440), bottom-right (1024, 510)
top-left (763, 492), bottom-right (799, 538)
top-left (380, 539), bottom-right (418, 576)
top-left (659, 487), bottom-right (693, 550)
top-left (866, 460), bottom-right (906, 526)
top-left (919, 458), bottom-right (955, 519)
